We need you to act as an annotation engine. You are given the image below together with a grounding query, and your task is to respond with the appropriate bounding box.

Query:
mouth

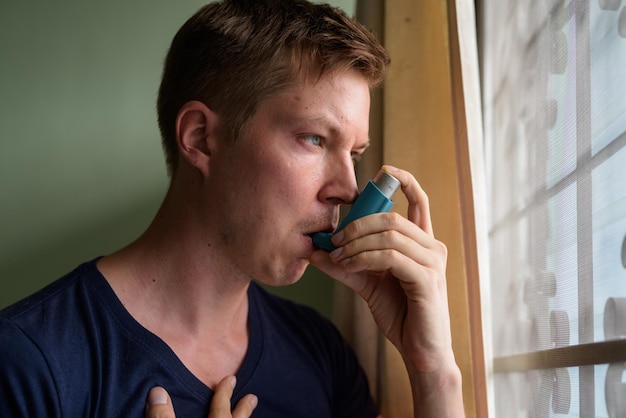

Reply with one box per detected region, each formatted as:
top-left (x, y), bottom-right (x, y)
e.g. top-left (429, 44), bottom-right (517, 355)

top-left (309, 226), bottom-right (335, 234)
top-left (304, 215), bottom-right (337, 235)
top-left (306, 224), bottom-right (336, 238)
top-left (304, 212), bottom-right (339, 250)
top-left (307, 229), bottom-right (337, 252)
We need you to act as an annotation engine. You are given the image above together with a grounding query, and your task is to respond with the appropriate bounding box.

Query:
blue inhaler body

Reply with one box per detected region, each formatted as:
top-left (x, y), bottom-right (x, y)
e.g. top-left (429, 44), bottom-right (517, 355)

top-left (311, 169), bottom-right (401, 252)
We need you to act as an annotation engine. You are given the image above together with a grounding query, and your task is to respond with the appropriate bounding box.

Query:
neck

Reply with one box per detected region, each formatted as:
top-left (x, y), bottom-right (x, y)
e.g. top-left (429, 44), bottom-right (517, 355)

top-left (98, 174), bottom-right (255, 387)
top-left (98, 176), bottom-right (251, 338)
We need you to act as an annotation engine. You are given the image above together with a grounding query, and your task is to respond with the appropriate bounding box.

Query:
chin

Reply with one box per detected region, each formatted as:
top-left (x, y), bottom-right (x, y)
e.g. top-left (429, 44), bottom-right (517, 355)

top-left (262, 277), bottom-right (302, 288)
top-left (258, 260), bottom-right (309, 287)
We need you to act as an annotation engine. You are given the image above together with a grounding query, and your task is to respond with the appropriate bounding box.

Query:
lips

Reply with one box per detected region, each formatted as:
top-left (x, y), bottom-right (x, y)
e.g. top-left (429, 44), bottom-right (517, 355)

top-left (307, 227), bottom-right (335, 236)
top-left (304, 224), bottom-right (335, 252)
top-left (307, 224), bottom-right (336, 237)
top-left (304, 210), bottom-right (339, 239)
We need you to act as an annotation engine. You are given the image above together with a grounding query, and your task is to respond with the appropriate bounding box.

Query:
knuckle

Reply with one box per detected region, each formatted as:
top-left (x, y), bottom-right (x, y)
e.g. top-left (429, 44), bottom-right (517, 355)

top-left (383, 211), bottom-right (403, 228)
top-left (382, 248), bottom-right (400, 263)
top-left (346, 217), bottom-right (364, 235)
top-left (434, 239), bottom-right (448, 257)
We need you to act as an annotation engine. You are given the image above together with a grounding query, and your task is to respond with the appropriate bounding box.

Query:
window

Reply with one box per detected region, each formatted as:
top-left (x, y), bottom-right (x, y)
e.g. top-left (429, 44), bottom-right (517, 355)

top-left (480, 1), bottom-right (626, 416)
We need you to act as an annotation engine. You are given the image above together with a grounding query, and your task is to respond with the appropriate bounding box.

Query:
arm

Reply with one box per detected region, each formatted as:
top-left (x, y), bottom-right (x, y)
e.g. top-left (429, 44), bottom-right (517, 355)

top-left (309, 165), bottom-right (465, 417)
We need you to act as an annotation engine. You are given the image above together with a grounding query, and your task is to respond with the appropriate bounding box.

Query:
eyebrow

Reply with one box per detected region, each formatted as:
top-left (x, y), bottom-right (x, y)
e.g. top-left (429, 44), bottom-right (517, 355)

top-left (281, 113), bottom-right (371, 150)
top-left (326, 126), bottom-right (370, 153)
top-left (353, 140), bottom-right (371, 152)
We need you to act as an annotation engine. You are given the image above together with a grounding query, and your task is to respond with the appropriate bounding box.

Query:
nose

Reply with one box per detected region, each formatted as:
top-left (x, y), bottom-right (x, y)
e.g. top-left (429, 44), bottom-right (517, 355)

top-left (318, 156), bottom-right (359, 205)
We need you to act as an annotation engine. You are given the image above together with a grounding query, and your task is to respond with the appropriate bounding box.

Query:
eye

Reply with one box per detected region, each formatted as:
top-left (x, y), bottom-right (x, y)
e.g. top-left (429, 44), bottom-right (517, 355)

top-left (302, 134), bottom-right (322, 147)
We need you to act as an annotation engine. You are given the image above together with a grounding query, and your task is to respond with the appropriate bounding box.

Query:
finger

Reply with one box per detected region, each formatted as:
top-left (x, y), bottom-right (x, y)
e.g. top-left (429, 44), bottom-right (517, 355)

top-left (331, 228), bottom-right (445, 273)
top-left (341, 247), bottom-right (436, 286)
top-left (209, 376), bottom-right (237, 417)
top-left (232, 394), bottom-right (258, 418)
top-left (332, 211), bottom-right (438, 254)
top-left (145, 387), bottom-right (175, 418)
top-left (381, 165), bottom-right (433, 236)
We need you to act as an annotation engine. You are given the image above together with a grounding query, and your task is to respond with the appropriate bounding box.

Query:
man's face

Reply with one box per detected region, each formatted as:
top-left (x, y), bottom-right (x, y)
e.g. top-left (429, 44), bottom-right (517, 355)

top-left (206, 69), bottom-right (371, 286)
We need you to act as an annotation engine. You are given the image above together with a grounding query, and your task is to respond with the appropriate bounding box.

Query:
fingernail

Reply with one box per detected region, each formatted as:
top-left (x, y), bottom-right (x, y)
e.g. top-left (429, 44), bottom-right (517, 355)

top-left (148, 387), bottom-right (169, 406)
top-left (341, 257), bottom-right (352, 267)
top-left (229, 376), bottom-right (237, 388)
top-left (332, 230), bottom-right (344, 244)
top-left (250, 395), bottom-right (259, 409)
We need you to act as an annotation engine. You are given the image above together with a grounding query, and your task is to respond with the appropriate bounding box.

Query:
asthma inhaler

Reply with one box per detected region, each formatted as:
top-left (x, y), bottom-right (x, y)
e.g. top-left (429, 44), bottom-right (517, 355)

top-left (311, 169), bottom-right (401, 252)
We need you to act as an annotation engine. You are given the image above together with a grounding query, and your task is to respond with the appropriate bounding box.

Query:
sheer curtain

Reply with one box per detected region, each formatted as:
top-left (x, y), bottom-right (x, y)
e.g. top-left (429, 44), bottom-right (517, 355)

top-left (479, 1), bottom-right (626, 416)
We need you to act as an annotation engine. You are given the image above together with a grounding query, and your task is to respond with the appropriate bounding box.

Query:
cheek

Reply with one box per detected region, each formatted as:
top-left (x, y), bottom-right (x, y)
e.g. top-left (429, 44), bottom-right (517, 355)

top-left (222, 151), bottom-right (317, 229)
top-left (231, 186), bottom-right (287, 238)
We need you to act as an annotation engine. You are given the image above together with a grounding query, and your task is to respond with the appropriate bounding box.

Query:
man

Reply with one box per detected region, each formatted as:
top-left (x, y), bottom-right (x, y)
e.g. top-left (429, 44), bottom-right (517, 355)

top-left (0, 1), bottom-right (464, 417)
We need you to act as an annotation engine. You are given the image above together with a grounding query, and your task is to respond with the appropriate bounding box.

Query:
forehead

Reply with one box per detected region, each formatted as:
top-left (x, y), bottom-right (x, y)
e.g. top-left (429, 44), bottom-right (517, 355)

top-left (261, 69), bottom-right (371, 131)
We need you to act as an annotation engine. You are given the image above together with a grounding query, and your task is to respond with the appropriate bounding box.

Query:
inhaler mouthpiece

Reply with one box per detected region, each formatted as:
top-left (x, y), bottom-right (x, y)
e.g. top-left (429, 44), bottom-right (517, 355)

top-left (311, 169), bottom-right (400, 252)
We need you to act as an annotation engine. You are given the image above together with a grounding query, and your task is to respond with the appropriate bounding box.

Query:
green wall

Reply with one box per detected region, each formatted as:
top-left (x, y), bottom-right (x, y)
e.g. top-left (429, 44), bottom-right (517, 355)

top-left (0, 0), bottom-right (355, 317)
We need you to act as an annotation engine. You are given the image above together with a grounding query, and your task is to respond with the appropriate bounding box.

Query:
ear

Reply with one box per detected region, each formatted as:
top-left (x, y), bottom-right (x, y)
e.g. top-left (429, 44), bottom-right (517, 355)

top-left (175, 101), bottom-right (219, 177)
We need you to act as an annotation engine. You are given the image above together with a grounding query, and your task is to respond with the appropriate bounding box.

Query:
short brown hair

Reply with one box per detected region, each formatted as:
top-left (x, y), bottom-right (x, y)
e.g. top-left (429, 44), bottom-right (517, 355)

top-left (157, 0), bottom-right (390, 176)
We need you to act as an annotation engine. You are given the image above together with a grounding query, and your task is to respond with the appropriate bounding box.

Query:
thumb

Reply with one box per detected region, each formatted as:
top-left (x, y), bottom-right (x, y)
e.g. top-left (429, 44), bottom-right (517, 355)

top-left (146, 386), bottom-right (176, 418)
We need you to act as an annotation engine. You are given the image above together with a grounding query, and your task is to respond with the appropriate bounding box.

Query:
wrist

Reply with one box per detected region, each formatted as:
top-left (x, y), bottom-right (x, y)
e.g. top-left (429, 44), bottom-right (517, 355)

top-left (406, 362), bottom-right (465, 418)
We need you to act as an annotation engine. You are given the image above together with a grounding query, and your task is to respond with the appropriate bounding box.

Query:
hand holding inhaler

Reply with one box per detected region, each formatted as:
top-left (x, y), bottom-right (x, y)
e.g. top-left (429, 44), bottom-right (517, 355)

top-left (311, 168), bottom-right (401, 251)
top-left (309, 166), bottom-right (465, 416)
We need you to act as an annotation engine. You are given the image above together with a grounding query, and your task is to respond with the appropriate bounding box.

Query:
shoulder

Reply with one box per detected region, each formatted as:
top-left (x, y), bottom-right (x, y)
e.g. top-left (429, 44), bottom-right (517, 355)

top-left (0, 258), bottom-right (139, 416)
top-left (0, 259), bottom-right (121, 367)
top-left (0, 258), bottom-right (100, 321)
top-left (0, 316), bottom-right (50, 367)
top-left (0, 258), bottom-right (102, 371)
top-left (0, 260), bottom-right (106, 354)
top-left (0, 317), bottom-right (62, 416)
top-left (0, 259), bottom-right (106, 379)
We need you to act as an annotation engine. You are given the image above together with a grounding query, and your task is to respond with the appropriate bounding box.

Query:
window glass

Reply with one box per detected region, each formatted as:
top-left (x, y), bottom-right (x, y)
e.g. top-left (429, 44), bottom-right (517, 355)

top-left (480, 0), bottom-right (626, 416)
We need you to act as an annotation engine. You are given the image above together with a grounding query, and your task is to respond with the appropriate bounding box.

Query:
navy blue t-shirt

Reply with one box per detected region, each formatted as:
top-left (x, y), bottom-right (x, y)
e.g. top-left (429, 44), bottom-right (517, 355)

top-left (0, 259), bottom-right (378, 417)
